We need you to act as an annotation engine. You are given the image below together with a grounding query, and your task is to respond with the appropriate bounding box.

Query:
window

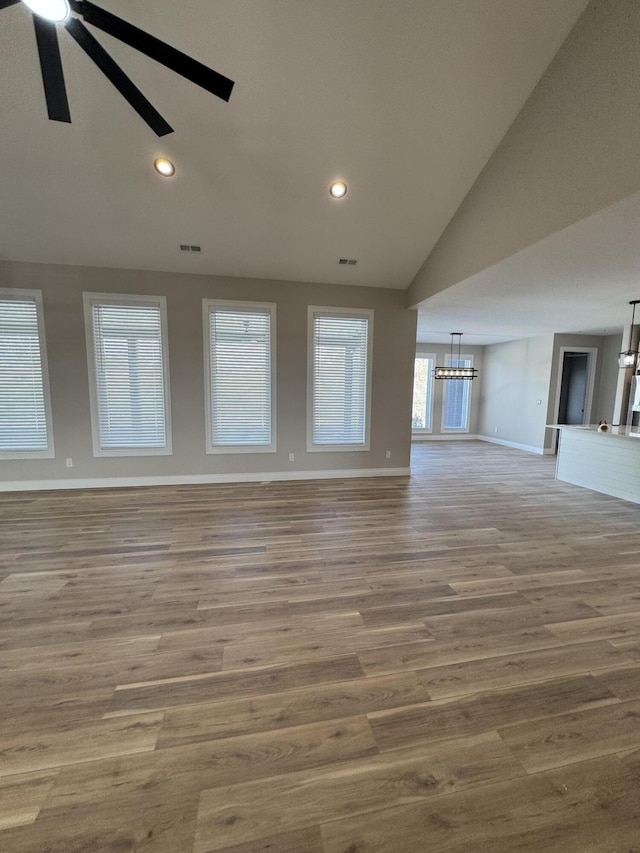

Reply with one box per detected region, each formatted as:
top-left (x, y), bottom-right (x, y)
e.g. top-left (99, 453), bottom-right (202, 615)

top-left (442, 354), bottom-right (473, 431)
top-left (84, 294), bottom-right (171, 456)
top-left (204, 301), bottom-right (276, 453)
top-left (0, 289), bottom-right (54, 459)
top-left (412, 354), bottom-right (434, 432)
top-left (308, 307), bottom-right (373, 451)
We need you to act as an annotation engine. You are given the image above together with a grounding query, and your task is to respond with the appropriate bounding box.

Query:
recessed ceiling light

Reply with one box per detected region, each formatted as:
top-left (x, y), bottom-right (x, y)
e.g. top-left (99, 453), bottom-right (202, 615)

top-left (22, 0), bottom-right (70, 23)
top-left (154, 158), bottom-right (175, 177)
top-left (329, 181), bottom-right (347, 199)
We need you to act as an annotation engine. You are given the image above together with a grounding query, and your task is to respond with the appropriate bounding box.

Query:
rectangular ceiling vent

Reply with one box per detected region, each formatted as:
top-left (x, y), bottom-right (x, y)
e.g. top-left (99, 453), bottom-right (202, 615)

top-left (338, 258), bottom-right (358, 266)
top-left (180, 244), bottom-right (202, 253)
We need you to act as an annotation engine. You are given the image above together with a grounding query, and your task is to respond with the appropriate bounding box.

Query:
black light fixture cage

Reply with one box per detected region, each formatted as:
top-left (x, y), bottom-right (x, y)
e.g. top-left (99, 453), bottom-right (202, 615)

top-left (618, 300), bottom-right (640, 370)
top-left (434, 332), bottom-right (478, 380)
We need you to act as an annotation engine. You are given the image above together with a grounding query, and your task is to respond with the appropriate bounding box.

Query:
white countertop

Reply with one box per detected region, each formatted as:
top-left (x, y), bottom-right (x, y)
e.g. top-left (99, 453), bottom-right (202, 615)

top-left (547, 423), bottom-right (640, 439)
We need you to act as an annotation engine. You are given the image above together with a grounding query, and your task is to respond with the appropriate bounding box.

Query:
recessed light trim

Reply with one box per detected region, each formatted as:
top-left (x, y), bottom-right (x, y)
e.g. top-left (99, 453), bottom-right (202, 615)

top-left (154, 157), bottom-right (175, 177)
top-left (329, 181), bottom-right (347, 199)
top-left (22, 0), bottom-right (70, 22)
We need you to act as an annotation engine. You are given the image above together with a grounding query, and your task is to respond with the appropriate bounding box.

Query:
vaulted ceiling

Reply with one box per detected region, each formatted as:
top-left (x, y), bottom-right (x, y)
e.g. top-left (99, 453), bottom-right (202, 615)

top-left (0, 0), bottom-right (588, 292)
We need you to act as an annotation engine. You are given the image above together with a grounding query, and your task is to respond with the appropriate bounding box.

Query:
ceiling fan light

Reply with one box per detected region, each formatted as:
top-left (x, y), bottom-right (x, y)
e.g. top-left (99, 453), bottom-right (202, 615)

top-left (154, 158), bottom-right (175, 177)
top-left (22, 0), bottom-right (70, 23)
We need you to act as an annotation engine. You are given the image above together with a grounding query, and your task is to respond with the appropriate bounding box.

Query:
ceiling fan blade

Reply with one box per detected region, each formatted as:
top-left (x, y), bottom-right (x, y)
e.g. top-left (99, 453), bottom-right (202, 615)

top-left (69, 0), bottom-right (234, 102)
top-left (32, 15), bottom-right (71, 123)
top-left (65, 18), bottom-right (173, 137)
top-left (0, 0), bottom-right (20, 10)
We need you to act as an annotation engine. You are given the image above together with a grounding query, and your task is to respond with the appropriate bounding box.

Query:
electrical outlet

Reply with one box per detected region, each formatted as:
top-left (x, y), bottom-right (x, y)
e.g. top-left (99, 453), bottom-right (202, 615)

top-left (536, 399), bottom-right (542, 405)
top-left (65, 458), bottom-right (73, 468)
top-left (385, 450), bottom-right (391, 459)
top-left (288, 453), bottom-right (295, 462)
top-left (494, 427), bottom-right (498, 433)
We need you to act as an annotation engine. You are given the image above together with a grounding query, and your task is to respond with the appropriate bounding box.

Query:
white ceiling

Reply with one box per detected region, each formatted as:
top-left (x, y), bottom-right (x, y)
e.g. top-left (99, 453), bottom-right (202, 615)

top-left (416, 189), bottom-right (640, 346)
top-left (0, 0), bottom-right (588, 288)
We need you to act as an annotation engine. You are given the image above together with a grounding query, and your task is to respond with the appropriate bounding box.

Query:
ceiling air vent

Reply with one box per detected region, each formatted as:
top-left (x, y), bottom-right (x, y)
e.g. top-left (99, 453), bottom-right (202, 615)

top-left (180, 244), bottom-right (202, 253)
top-left (338, 258), bottom-right (358, 266)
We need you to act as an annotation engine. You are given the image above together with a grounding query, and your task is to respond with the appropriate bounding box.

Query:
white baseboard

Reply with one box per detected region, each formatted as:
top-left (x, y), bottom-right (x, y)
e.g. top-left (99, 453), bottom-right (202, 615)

top-left (0, 467), bottom-right (411, 493)
top-left (412, 434), bottom-right (479, 442)
top-left (478, 435), bottom-right (545, 455)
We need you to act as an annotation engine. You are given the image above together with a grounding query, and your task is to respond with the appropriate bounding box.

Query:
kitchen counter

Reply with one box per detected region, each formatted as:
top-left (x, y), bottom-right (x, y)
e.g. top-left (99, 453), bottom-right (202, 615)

top-left (549, 424), bottom-right (640, 504)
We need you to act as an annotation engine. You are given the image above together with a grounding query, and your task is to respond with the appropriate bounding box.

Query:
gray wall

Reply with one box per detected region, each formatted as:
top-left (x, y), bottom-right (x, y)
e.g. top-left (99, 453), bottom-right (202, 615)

top-left (414, 343), bottom-right (484, 437)
top-left (594, 333), bottom-right (623, 424)
top-left (478, 336), bottom-right (554, 453)
top-left (474, 332), bottom-right (619, 454)
top-left (0, 260), bottom-right (416, 487)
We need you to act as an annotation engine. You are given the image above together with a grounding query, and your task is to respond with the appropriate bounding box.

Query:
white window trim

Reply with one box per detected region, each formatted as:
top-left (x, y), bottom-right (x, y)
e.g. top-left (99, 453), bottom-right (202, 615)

top-left (307, 305), bottom-right (374, 453)
top-left (0, 288), bottom-right (55, 460)
top-left (203, 299), bottom-right (277, 454)
top-left (412, 352), bottom-right (436, 435)
top-left (441, 352), bottom-right (473, 433)
top-left (83, 292), bottom-right (172, 457)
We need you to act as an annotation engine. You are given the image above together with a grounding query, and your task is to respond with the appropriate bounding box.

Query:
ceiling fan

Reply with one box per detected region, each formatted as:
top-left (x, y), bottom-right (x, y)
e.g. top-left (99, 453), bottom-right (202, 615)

top-left (1, 0), bottom-right (235, 136)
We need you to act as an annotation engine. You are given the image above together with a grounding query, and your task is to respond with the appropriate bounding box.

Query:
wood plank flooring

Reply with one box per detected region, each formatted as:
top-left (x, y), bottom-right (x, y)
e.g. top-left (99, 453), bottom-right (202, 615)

top-left (2, 441), bottom-right (640, 851)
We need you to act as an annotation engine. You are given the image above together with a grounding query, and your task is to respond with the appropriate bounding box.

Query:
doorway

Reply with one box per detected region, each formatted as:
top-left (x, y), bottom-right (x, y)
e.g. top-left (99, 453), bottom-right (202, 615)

top-left (558, 352), bottom-right (589, 424)
top-left (553, 346), bottom-right (598, 452)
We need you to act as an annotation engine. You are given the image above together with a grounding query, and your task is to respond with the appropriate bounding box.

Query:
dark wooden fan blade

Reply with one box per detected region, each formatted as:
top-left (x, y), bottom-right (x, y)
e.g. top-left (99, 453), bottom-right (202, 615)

top-left (0, 0), bottom-right (21, 10)
top-left (69, 0), bottom-right (234, 102)
top-left (65, 18), bottom-right (173, 136)
top-left (32, 15), bottom-right (71, 123)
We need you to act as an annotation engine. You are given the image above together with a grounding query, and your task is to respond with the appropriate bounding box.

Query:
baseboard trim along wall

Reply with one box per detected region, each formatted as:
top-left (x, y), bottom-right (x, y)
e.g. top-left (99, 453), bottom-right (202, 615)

top-left (412, 434), bottom-right (480, 442)
top-left (411, 433), bottom-right (550, 456)
top-left (479, 435), bottom-right (545, 455)
top-left (0, 467), bottom-right (411, 493)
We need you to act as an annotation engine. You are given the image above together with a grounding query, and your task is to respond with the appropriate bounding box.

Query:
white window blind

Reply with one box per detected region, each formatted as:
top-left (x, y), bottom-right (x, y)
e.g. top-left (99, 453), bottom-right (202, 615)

top-left (88, 299), bottom-right (170, 452)
top-left (310, 310), bottom-right (372, 448)
top-left (443, 355), bottom-right (472, 430)
top-left (0, 292), bottom-right (52, 455)
top-left (412, 355), bottom-right (434, 431)
top-left (206, 303), bottom-right (274, 450)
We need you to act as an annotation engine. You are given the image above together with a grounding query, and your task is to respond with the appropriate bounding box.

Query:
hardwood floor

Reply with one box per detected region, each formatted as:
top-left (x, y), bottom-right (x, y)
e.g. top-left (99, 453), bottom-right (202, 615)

top-left (2, 441), bottom-right (640, 851)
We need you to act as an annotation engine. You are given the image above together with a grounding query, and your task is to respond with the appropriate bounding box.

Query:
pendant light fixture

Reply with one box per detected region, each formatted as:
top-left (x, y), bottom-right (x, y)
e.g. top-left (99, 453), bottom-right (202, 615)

top-left (618, 300), bottom-right (640, 370)
top-left (434, 333), bottom-right (478, 380)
